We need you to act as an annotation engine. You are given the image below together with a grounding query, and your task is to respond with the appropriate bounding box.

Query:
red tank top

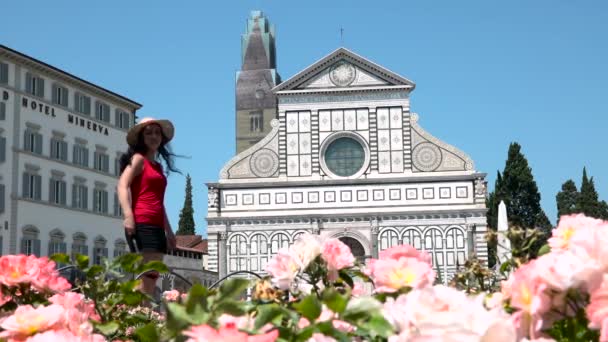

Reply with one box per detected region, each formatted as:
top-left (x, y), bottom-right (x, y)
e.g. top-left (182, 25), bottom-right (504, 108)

top-left (131, 156), bottom-right (167, 227)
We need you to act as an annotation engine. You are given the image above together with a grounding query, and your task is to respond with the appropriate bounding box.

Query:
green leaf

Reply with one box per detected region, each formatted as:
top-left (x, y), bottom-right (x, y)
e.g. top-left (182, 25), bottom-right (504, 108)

top-left (116, 253), bottom-right (143, 272)
top-left (537, 244), bottom-right (551, 256)
top-left (322, 288), bottom-right (347, 314)
top-left (254, 304), bottom-right (284, 330)
top-left (135, 323), bottom-right (160, 342)
top-left (94, 321), bottom-right (119, 335)
top-left (75, 254), bottom-right (89, 269)
top-left (185, 284), bottom-right (210, 313)
top-left (167, 302), bottom-right (196, 324)
top-left (293, 294), bottom-right (321, 321)
top-left (123, 291), bottom-right (146, 305)
top-left (86, 265), bottom-right (104, 278)
top-left (218, 278), bottom-right (250, 299)
top-left (215, 299), bottom-right (246, 317)
top-left (137, 260), bottom-right (169, 274)
top-left (359, 315), bottom-right (394, 338)
top-left (338, 270), bottom-right (354, 288)
top-left (294, 326), bottom-right (315, 342)
top-left (50, 253), bottom-right (70, 265)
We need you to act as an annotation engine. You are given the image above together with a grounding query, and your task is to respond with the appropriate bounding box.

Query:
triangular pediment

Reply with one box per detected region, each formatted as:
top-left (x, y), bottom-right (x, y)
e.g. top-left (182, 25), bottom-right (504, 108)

top-left (272, 48), bottom-right (415, 92)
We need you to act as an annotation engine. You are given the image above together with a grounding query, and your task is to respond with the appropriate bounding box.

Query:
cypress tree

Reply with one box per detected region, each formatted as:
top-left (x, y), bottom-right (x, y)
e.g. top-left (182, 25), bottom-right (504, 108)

top-left (556, 180), bottom-right (579, 221)
top-left (177, 174), bottom-right (196, 235)
top-left (577, 168), bottom-right (607, 219)
top-left (486, 142), bottom-right (552, 264)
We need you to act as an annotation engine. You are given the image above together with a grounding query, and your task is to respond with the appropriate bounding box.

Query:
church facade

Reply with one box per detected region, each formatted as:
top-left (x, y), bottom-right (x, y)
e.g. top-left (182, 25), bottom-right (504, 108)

top-left (207, 14), bottom-right (488, 283)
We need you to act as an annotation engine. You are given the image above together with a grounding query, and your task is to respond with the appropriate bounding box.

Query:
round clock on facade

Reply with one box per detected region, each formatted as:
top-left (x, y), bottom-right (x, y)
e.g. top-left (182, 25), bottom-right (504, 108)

top-left (329, 61), bottom-right (356, 87)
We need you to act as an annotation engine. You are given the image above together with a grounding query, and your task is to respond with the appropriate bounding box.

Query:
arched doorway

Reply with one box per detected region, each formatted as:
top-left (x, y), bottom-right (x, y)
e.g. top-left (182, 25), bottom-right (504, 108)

top-left (339, 237), bottom-right (366, 263)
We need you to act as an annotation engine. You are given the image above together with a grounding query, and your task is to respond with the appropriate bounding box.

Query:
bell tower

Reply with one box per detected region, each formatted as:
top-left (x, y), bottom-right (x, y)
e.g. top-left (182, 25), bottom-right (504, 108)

top-left (235, 10), bottom-right (281, 154)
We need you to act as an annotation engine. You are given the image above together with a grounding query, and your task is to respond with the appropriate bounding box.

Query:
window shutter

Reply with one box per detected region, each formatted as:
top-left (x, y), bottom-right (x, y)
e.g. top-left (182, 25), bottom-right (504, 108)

top-left (115, 110), bottom-right (120, 128)
top-left (52, 84), bottom-right (58, 104)
top-left (35, 133), bottom-right (42, 154)
top-left (61, 141), bottom-right (67, 161)
top-left (49, 179), bottom-right (55, 203)
top-left (72, 184), bottom-right (77, 207)
top-left (0, 136), bottom-right (6, 162)
top-left (93, 152), bottom-right (98, 170)
top-left (60, 242), bottom-right (67, 254)
top-left (103, 105), bottom-right (109, 122)
top-left (35, 175), bottom-right (41, 200)
top-left (50, 139), bottom-right (57, 159)
top-left (103, 191), bottom-right (108, 213)
top-left (95, 101), bottom-right (101, 119)
top-left (36, 78), bottom-right (44, 98)
top-left (83, 187), bottom-right (88, 209)
top-left (62, 87), bottom-right (68, 106)
top-left (82, 245), bottom-right (89, 257)
top-left (74, 93), bottom-right (80, 112)
top-left (72, 145), bottom-right (78, 164)
top-left (25, 73), bottom-right (32, 94)
top-left (33, 239), bottom-right (41, 257)
top-left (83, 148), bottom-right (89, 167)
top-left (102, 248), bottom-right (108, 258)
top-left (20, 239), bottom-right (27, 254)
top-left (103, 155), bottom-right (109, 172)
top-left (0, 102), bottom-right (5, 120)
top-left (22, 173), bottom-right (30, 197)
top-left (0, 184), bottom-right (5, 214)
top-left (84, 97), bottom-right (91, 115)
top-left (60, 182), bottom-right (66, 205)
top-left (0, 63), bottom-right (7, 83)
top-left (24, 130), bottom-right (31, 151)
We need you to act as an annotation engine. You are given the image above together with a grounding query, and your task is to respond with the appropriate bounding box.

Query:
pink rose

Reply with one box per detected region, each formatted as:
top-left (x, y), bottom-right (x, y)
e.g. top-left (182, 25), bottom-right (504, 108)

top-left (163, 290), bottom-right (180, 302)
top-left (587, 275), bottom-right (608, 342)
top-left (265, 248), bottom-right (300, 290)
top-left (321, 239), bottom-right (355, 281)
top-left (183, 324), bottom-right (278, 342)
top-left (0, 304), bottom-right (65, 340)
top-left (371, 257), bottom-right (435, 293)
top-left (379, 244), bottom-right (432, 264)
top-left (24, 329), bottom-right (106, 342)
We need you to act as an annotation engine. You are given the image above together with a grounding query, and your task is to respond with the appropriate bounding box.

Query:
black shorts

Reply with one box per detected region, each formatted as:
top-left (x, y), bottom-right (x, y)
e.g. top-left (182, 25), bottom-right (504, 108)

top-left (132, 223), bottom-right (167, 253)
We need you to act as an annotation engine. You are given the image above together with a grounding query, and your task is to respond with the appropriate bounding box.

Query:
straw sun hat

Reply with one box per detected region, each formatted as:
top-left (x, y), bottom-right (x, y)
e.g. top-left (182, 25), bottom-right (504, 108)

top-left (126, 117), bottom-right (175, 147)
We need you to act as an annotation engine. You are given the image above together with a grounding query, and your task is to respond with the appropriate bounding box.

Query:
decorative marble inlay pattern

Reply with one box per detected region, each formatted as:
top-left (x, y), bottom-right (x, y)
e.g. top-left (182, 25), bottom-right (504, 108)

top-left (412, 142), bottom-right (442, 172)
top-left (250, 149), bottom-right (279, 178)
top-left (329, 61), bottom-right (357, 87)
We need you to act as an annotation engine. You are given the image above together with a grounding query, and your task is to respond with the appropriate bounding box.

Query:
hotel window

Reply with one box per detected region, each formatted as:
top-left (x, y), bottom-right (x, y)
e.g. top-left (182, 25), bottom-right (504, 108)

top-left (116, 110), bottom-right (131, 129)
top-left (74, 92), bottom-right (91, 115)
top-left (24, 128), bottom-right (43, 154)
top-left (72, 180), bottom-right (88, 210)
top-left (49, 176), bottom-right (67, 206)
top-left (21, 226), bottom-right (41, 256)
top-left (48, 229), bottom-right (67, 256)
top-left (52, 84), bottom-right (68, 107)
top-left (0, 102), bottom-right (5, 120)
top-left (0, 62), bottom-right (8, 84)
top-left (71, 233), bottom-right (88, 259)
top-left (94, 149), bottom-right (109, 173)
top-left (113, 192), bottom-right (122, 217)
top-left (249, 111), bottom-right (263, 132)
top-left (114, 156), bottom-right (121, 176)
top-left (95, 101), bottom-right (110, 122)
top-left (25, 72), bottom-right (45, 98)
top-left (73, 142), bottom-right (89, 167)
top-left (22, 170), bottom-right (41, 200)
top-left (50, 136), bottom-right (68, 161)
top-left (113, 239), bottom-right (127, 258)
top-left (93, 236), bottom-right (108, 265)
top-left (0, 135), bottom-right (6, 163)
top-left (93, 187), bottom-right (108, 214)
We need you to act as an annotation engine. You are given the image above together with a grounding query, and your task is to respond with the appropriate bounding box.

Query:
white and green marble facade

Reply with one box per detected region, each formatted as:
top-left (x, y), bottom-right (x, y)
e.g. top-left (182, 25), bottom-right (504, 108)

top-left (207, 48), bottom-right (488, 283)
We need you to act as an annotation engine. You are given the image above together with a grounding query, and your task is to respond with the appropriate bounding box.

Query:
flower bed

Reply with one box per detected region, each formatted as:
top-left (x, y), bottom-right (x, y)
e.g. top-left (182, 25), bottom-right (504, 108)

top-left (0, 214), bottom-right (607, 341)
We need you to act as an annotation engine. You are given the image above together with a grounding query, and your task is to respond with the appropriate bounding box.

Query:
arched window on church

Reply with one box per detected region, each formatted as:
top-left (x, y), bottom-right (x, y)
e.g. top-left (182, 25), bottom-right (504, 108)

top-left (249, 111), bottom-right (263, 132)
top-left (378, 229), bottom-right (399, 251)
top-left (249, 234), bottom-right (269, 273)
top-left (269, 232), bottom-right (290, 255)
top-left (445, 226), bottom-right (467, 275)
top-left (423, 227), bottom-right (446, 283)
top-left (228, 234), bottom-right (248, 272)
top-left (113, 239), bottom-right (127, 258)
top-left (401, 228), bottom-right (423, 250)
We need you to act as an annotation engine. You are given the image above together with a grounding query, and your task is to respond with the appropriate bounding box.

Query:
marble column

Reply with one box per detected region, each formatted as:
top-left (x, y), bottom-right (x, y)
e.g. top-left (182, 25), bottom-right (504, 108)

top-left (466, 224), bottom-right (476, 257)
top-left (218, 230), bottom-right (228, 278)
top-left (370, 217), bottom-right (379, 259)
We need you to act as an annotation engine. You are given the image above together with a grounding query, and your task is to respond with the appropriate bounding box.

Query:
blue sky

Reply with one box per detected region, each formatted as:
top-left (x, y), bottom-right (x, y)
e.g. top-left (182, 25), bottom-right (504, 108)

top-left (3, 1), bottom-right (607, 235)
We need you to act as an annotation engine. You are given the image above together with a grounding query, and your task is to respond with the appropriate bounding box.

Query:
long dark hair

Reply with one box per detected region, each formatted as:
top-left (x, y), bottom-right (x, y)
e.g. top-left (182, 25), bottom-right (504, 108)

top-left (119, 126), bottom-right (181, 176)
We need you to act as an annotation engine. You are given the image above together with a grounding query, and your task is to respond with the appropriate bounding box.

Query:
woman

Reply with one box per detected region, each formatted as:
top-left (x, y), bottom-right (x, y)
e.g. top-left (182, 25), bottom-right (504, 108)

top-left (117, 117), bottom-right (179, 297)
